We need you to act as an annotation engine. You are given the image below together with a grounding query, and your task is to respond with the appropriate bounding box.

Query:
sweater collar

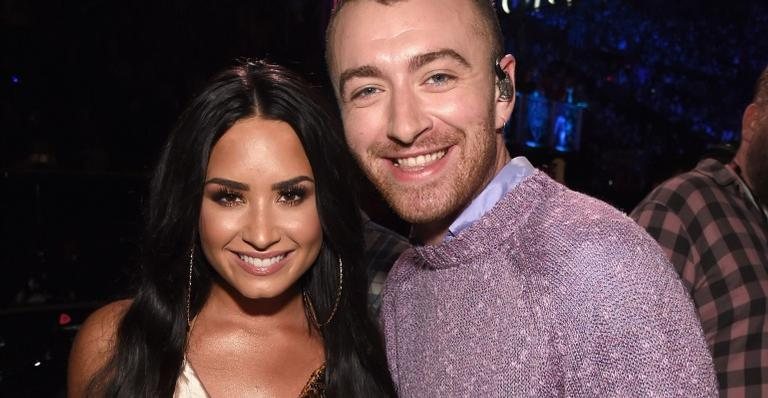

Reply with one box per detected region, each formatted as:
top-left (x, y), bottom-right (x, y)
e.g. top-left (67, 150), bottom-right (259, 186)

top-left (412, 170), bottom-right (563, 268)
top-left (446, 156), bottom-right (536, 241)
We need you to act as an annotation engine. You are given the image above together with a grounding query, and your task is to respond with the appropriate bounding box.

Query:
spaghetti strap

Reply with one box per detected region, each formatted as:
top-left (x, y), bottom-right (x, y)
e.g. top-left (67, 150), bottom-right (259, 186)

top-left (298, 363), bottom-right (326, 398)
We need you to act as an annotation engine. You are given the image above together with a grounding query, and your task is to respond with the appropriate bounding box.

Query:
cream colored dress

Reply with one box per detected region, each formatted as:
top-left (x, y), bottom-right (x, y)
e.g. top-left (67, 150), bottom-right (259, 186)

top-left (173, 360), bottom-right (326, 398)
top-left (173, 360), bottom-right (210, 398)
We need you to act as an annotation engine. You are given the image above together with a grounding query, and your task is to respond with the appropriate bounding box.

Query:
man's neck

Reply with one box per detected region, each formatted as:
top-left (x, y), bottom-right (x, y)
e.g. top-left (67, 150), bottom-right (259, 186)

top-left (411, 218), bottom-right (455, 246)
top-left (411, 140), bottom-right (512, 245)
top-left (729, 160), bottom-right (758, 197)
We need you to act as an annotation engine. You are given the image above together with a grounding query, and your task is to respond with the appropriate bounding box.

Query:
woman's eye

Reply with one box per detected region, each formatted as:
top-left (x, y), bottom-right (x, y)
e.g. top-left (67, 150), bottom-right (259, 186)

top-left (214, 190), bottom-right (245, 207)
top-left (277, 187), bottom-right (306, 206)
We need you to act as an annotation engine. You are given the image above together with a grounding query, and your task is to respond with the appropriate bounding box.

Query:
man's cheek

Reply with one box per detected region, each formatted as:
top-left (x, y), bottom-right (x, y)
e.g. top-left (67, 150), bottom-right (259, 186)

top-left (346, 118), bottom-right (375, 143)
top-left (344, 129), bottom-right (366, 153)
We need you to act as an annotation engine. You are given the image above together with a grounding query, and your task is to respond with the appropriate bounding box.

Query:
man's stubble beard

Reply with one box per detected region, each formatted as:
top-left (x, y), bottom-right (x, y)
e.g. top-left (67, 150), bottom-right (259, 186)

top-left (357, 119), bottom-right (498, 226)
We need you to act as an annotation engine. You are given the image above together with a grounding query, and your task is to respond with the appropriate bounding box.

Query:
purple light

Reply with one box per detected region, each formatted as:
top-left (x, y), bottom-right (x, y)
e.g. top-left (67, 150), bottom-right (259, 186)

top-left (11, 75), bottom-right (21, 84)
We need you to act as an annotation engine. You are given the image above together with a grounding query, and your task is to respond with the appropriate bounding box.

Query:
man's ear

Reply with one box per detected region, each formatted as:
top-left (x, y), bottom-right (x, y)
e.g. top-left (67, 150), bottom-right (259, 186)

top-left (742, 103), bottom-right (759, 144)
top-left (494, 54), bottom-right (516, 130)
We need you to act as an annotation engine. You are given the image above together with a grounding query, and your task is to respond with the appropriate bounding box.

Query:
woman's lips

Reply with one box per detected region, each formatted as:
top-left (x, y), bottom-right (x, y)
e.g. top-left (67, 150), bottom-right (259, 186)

top-left (233, 250), bottom-right (292, 276)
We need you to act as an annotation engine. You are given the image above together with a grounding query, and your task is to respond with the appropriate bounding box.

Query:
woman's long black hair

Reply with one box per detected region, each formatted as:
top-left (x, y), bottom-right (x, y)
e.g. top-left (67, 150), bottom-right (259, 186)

top-left (87, 60), bottom-right (395, 397)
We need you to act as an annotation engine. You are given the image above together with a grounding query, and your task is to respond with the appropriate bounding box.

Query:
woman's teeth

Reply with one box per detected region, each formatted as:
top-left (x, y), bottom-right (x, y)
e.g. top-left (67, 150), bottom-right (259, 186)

top-left (239, 254), bottom-right (285, 268)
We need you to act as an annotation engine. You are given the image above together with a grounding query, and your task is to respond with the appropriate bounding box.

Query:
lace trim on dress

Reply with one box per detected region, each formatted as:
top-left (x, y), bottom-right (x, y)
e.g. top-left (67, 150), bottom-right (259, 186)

top-left (174, 360), bottom-right (326, 398)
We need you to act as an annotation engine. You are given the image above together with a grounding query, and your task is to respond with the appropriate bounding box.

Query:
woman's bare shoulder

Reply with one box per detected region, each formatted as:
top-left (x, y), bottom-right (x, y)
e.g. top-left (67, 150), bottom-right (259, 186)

top-left (74, 299), bottom-right (131, 349)
top-left (67, 299), bottom-right (132, 397)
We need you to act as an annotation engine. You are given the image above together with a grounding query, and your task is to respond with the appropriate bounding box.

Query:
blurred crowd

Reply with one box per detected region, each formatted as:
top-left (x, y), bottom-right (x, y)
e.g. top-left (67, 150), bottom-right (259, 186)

top-left (503, 0), bottom-right (768, 208)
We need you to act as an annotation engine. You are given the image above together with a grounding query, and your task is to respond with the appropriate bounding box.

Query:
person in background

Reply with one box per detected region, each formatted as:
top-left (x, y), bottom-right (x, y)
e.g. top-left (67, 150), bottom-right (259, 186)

top-left (362, 213), bottom-right (410, 318)
top-left (68, 60), bottom-right (395, 397)
top-left (632, 65), bottom-right (768, 397)
top-left (324, 0), bottom-right (718, 396)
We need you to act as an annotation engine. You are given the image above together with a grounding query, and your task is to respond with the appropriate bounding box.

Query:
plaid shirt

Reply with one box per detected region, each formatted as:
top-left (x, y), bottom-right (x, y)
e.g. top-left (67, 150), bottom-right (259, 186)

top-left (362, 215), bottom-right (410, 319)
top-left (631, 158), bottom-right (768, 397)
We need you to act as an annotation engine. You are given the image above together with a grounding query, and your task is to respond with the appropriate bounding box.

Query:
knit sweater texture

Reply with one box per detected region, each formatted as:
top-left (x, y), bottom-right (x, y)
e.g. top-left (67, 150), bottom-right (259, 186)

top-left (380, 171), bottom-right (718, 397)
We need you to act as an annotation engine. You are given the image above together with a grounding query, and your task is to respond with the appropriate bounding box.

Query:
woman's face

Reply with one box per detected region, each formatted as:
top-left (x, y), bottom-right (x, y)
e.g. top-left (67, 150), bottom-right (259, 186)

top-left (199, 116), bottom-right (323, 300)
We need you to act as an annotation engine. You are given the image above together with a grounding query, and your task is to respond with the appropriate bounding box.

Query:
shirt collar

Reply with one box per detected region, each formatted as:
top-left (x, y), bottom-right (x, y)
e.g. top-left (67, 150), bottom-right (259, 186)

top-left (446, 156), bottom-right (536, 240)
top-left (695, 158), bottom-right (736, 186)
top-left (696, 158), bottom-right (768, 223)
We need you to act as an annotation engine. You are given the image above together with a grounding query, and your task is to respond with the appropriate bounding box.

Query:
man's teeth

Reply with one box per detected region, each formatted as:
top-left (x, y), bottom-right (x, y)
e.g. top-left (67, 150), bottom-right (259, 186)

top-left (395, 150), bottom-right (446, 168)
top-left (239, 254), bottom-right (285, 268)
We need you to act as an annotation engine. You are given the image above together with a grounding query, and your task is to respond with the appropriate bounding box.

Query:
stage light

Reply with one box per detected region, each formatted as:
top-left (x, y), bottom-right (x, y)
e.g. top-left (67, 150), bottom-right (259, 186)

top-left (59, 313), bottom-right (72, 326)
top-left (500, 0), bottom-right (574, 11)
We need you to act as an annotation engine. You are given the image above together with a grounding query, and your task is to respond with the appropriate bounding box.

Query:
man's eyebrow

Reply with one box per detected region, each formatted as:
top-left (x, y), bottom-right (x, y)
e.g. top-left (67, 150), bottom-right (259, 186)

top-left (205, 178), bottom-right (249, 191)
top-left (271, 176), bottom-right (314, 191)
top-left (338, 65), bottom-right (383, 94)
top-left (409, 49), bottom-right (470, 72)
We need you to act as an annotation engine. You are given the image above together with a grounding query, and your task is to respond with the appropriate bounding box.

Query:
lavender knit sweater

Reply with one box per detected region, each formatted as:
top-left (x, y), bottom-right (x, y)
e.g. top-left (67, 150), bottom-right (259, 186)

top-left (380, 171), bottom-right (718, 397)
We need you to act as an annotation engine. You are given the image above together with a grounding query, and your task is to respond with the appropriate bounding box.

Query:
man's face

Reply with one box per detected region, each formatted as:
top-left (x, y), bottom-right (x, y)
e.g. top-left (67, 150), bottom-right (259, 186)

top-left (329, 0), bottom-right (513, 229)
top-left (745, 106), bottom-right (768, 203)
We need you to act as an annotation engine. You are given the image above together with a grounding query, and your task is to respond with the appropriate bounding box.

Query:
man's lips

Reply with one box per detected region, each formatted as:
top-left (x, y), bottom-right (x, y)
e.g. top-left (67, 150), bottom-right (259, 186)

top-left (378, 146), bottom-right (454, 183)
top-left (388, 148), bottom-right (448, 170)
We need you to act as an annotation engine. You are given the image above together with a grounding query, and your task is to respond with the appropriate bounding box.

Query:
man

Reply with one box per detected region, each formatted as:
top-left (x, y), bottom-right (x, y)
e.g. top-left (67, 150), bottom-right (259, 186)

top-left (326, 0), bottom-right (717, 395)
top-left (632, 67), bottom-right (768, 397)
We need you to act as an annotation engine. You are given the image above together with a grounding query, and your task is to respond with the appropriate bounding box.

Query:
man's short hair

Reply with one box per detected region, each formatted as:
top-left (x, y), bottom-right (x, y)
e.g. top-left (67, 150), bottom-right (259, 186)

top-left (754, 65), bottom-right (768, 106)
top-left (325, 0), bottom-right (504, 69)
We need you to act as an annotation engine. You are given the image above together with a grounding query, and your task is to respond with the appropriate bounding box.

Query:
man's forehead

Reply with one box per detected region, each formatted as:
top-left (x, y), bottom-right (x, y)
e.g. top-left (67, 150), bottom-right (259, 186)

top-left (334, 0), bottom-right (480, 34)
top-left (330, 0), bottom-right (488, 73)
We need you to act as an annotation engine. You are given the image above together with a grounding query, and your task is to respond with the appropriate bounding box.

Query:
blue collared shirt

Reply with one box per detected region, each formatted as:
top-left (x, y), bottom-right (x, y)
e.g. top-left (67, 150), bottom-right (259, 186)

top-left (446, 156), bottom-right (536, 240)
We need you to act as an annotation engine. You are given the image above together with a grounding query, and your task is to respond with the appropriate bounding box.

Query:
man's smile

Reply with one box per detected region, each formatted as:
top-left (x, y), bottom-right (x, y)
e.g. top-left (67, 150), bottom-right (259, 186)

top-left (392, 149), bottom-right (447, 169)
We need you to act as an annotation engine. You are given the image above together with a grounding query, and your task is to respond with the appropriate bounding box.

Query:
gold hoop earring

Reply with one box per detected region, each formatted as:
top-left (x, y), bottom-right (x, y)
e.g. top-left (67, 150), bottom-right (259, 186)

top-left (186, 246), bottom-right (194, 329)
top-left (303, 257), bottom-right (343, 328)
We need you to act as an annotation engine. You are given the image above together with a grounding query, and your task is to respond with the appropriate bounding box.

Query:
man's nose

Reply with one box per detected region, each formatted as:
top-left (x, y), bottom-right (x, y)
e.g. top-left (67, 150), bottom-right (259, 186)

top-left (387, 88), bottom-right (431, 145)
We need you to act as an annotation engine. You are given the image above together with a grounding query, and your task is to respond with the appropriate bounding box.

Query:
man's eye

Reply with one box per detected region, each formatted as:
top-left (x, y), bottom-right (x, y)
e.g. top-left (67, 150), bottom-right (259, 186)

top-left (425, 73), bottom-right (454, 85)
top-left (350, 86), bottom-right (381, 100)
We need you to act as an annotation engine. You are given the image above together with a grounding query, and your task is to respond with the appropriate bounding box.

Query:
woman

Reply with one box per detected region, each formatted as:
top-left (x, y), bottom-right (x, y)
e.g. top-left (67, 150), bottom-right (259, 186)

top-left (68, 60), bottom-right (395, 397)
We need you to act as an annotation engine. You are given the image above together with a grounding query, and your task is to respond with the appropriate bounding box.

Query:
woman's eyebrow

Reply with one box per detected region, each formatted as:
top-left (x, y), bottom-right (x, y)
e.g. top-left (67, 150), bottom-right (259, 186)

top-left (204, 178), bottom-right (249, 191)
top-left (271, 176), bottom-right (314, 191)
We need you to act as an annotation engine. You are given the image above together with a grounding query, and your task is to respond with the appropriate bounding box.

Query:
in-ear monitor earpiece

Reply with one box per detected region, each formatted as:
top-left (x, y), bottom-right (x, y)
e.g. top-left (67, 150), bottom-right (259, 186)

top-left (495, 60), bottom-right (513, 102)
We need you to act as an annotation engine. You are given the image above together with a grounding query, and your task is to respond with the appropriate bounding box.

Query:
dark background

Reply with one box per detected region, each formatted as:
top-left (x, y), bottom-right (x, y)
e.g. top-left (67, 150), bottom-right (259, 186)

top-left (2, 0), bottom-right (767, 395)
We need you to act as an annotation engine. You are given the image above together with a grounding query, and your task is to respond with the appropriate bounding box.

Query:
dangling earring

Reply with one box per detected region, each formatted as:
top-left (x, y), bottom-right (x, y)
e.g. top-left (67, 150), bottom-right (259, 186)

top-left (186, 246), bottom-right (194, 329)
top-left (303, 257), bottom-right (343, 328)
